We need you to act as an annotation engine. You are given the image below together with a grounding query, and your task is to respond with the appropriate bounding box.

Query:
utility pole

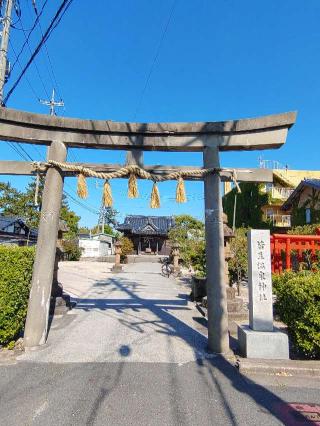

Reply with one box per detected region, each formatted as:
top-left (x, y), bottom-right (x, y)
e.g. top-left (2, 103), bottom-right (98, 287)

top-left (0, 0), bottom-right (13, 104)
top-left (40, 88), bottom-right (64, 116)
top-left (98, 204), bottom-right (105, 234)
top-left (232, 194), bottom-right (237, 233)
top-left (101, 209), bottom-right (105, 234)
top-left (98, 202), bottom-right (105, 232)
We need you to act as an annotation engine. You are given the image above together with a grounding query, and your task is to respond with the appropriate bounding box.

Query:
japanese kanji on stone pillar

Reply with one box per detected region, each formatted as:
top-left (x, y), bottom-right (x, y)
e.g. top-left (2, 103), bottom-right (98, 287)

top-left (238, 230), bottom-right (289, 359)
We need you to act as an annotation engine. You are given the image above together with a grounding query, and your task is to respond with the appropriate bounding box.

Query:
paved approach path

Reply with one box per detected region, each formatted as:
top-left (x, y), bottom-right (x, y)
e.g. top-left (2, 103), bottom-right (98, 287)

top-left (20, 261), bottom-right (209, 364)
top-left (1, 262), bottom-right (319, 426)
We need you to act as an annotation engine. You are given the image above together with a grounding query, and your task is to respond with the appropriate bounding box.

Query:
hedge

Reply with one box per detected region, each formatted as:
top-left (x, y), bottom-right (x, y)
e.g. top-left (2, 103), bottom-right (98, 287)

top-left (0, 246), bottom-right (34, 346)
top-left (273, 271), bottom-right (320, 359)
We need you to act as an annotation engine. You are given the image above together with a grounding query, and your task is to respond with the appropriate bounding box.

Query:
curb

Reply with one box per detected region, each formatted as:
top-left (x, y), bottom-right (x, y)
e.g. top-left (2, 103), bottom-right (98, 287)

top-left (236, 357), bottom-right (320, 377)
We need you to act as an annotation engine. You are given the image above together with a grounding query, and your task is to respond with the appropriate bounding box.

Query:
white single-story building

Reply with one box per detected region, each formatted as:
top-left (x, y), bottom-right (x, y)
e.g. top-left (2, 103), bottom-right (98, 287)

top-left (78, 233), bottom-right (115, 258)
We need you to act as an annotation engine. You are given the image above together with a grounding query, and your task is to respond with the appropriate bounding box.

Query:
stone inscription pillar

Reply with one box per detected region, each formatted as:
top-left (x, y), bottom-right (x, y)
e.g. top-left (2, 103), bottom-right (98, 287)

top-left (203, 146), bottom-right (229, 354)
top-left (24, 140), bottom-right (67, 348)
top-left (237, 229), bottom-right (289, 359)
top-left (247, 229), bottom-right (273, 331)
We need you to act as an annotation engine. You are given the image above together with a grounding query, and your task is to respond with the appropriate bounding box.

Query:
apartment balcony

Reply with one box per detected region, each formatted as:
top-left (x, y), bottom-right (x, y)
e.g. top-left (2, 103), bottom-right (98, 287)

top-left (266, 214), bottom-right (291, 228)
top-left (263, 184), bottom-right (294, 200)
top-left (271, 187), bottom-right (294, 200)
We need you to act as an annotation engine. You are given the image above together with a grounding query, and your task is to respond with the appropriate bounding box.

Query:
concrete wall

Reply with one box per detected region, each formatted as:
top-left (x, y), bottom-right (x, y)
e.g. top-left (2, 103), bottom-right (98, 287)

top-left (79, 239), bottom-right (113, 258)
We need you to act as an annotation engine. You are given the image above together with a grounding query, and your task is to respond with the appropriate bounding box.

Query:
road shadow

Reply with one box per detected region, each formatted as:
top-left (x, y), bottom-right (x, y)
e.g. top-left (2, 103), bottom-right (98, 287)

top-left (72, 273), bottom-right (312, 425)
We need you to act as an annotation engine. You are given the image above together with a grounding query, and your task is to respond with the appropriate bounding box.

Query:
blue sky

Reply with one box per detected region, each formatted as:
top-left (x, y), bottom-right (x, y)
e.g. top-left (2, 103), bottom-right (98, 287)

top-left (1, 0), bottom-right (320, 227)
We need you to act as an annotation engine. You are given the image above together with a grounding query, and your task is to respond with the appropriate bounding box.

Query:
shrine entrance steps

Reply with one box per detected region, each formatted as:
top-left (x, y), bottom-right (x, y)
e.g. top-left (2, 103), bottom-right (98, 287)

top-left (126, 254), bottom-right (166, 264)
top-left (78, 255), bottom-right (166, 264)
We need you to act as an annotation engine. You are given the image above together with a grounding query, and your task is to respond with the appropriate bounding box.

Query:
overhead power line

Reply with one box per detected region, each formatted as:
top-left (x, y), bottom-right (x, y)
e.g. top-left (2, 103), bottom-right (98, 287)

top-left (24, 0), bottom-right (65, 104)
top-left (5, 139), bottom-right (99, 216)
top-left (3, 0), bottom-right (74, 105)
top-left (6, 141), bottom-right (30, 161)
top-left (9, 0), bottom-right (49, 74)
top-left (8, 38), bottom-right (40, 101)
top-left (16, 16), bottom-right (50, 98)
top-left (133, 0), bottom-right (177, 119)
top-left (36, 19), bottom-right (64, 102)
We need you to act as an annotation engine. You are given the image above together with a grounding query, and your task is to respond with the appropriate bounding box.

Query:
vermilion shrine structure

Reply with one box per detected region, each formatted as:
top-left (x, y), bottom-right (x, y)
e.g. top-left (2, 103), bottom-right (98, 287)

top-left (271, 233), bottom-right (320, 273)
top-left (0, 107), bottom-right (296, 353)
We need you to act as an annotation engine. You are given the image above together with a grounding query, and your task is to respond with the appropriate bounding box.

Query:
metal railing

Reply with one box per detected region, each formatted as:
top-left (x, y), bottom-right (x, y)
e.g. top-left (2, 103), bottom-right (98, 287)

top-left (266, 214), bottom-right (291, 227)
top-left (271, 186), bottom-right (294, 200)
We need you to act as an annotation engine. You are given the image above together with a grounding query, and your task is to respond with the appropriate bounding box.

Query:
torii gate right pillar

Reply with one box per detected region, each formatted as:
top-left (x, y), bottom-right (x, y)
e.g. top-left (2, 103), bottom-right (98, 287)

top-left (203, 146), bottom-right (229, 353)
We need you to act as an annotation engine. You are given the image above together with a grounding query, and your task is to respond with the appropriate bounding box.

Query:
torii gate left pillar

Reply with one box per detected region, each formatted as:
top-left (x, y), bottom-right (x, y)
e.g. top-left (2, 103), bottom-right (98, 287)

top-left (24, 140), bottom-right (67, 347)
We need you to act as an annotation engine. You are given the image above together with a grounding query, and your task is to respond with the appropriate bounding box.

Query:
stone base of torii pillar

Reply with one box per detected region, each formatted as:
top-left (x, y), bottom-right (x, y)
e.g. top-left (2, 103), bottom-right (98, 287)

top-left (50, 248), bottom-right (73, 316)
top-left (223, 214), bottom-right (245, 317)
top-left (49, 221), bottom-right (74, 316)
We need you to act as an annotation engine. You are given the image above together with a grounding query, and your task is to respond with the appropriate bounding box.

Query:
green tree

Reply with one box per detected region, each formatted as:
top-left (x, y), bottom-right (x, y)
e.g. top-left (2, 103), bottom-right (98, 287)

top-left (0, 178), bottom-right (80, 237)
top-left (0, 181), bottom-right (38, 227)
top-left (168, 214), bottom-right (205, 267)
top-left (61, 239), bottom-right (82, 261)
top-left (119, 236), bottom-right (134, 262)
top-left (98, 206), bottom-right (119, 227)
top-left (60, 206), bottom-right (80, 239)
top-left (223, 183), bottom-right (269, 229)
top-left (91, 224), bottom-right (116, 235)
top-left (189, 241), bottom-right (206, 277)
top-left (79, 226), bottom-right (90, 233)
top-left (228, 228), bottom-right (248, 285)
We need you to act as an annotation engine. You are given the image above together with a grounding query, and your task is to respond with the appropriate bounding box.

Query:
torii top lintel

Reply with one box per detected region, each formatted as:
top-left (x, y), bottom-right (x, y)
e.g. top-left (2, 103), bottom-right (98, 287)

top-left (0, 107), bottom-right (296, 152)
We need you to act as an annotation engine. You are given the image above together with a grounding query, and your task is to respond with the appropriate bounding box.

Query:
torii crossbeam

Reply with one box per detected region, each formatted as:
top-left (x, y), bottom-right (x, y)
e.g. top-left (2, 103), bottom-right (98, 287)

top-left (0, 107), bottom-right (296, 353)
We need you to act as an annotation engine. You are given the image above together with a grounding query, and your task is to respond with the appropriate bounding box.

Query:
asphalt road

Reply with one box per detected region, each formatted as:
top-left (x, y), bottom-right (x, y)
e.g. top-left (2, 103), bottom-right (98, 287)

top-left (0, 262), bottom-right (319, 425)
top-left (1, 359), bottom-right (320, 426)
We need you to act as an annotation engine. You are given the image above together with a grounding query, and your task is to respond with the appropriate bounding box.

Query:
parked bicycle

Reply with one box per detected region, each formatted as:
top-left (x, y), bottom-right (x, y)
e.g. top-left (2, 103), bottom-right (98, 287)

top-left (160, 257), bottom-right (174, 278)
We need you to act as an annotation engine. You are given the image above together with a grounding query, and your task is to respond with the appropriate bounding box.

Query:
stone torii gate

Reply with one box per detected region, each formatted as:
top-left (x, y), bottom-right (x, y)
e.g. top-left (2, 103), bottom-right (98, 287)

top-left (0, 107), bottom-right (296, 353)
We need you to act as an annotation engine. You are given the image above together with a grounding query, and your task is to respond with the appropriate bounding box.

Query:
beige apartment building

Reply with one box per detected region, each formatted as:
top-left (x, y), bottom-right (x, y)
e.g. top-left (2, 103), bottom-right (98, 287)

top-left (224, 160), bottom-right (320, 229)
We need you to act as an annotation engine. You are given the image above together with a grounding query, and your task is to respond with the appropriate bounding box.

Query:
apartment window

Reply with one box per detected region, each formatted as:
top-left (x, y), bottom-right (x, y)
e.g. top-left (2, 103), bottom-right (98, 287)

top-left (265, 183), bottom-right (273, 193)
top-left (266, 209), bottom-right (273, 219)
top-left (306, 208), bottom-right (311, 224)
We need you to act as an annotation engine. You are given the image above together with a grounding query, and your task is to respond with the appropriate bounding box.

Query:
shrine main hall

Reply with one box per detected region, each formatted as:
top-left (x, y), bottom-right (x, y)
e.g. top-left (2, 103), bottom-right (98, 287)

top-left (117, 215), bottom-right (175, 255)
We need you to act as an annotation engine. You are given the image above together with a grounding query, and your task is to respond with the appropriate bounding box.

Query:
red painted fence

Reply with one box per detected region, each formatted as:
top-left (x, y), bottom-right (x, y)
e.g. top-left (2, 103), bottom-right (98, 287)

top-left (270, 232), bottom-right (320, 274)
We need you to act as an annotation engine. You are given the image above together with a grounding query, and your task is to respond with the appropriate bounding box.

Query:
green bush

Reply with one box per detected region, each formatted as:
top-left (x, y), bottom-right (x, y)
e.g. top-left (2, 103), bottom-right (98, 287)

top-left (0, 246), bottom-right (35, 346)
top-left (189, 241), bottom-right (206, 277)
top-left (168, 214), bottom-right (205, 267)
top-left (61, 239), bottom-right (82, 261)
top-left (119, 236), bottom-right (134, 262)
top-left (288, 223), bottom-right (320, 235)
top-left (273, 271), bottom-right (320, 359)
top-left (228, 228), bottom-right (248, 284)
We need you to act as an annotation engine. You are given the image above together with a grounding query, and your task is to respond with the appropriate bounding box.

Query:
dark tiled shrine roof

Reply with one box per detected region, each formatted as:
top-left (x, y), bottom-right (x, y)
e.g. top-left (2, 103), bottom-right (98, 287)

top-left (0, 215), bottom-right (67, 237)
top-left (117, 215), bottom-right (175, 236)
top-left (0, 215), bottom-right (38, 237)
top-left (304, 179), bottom-right (320, 190)
top-left (0, 215), bottom-right (23, 230)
